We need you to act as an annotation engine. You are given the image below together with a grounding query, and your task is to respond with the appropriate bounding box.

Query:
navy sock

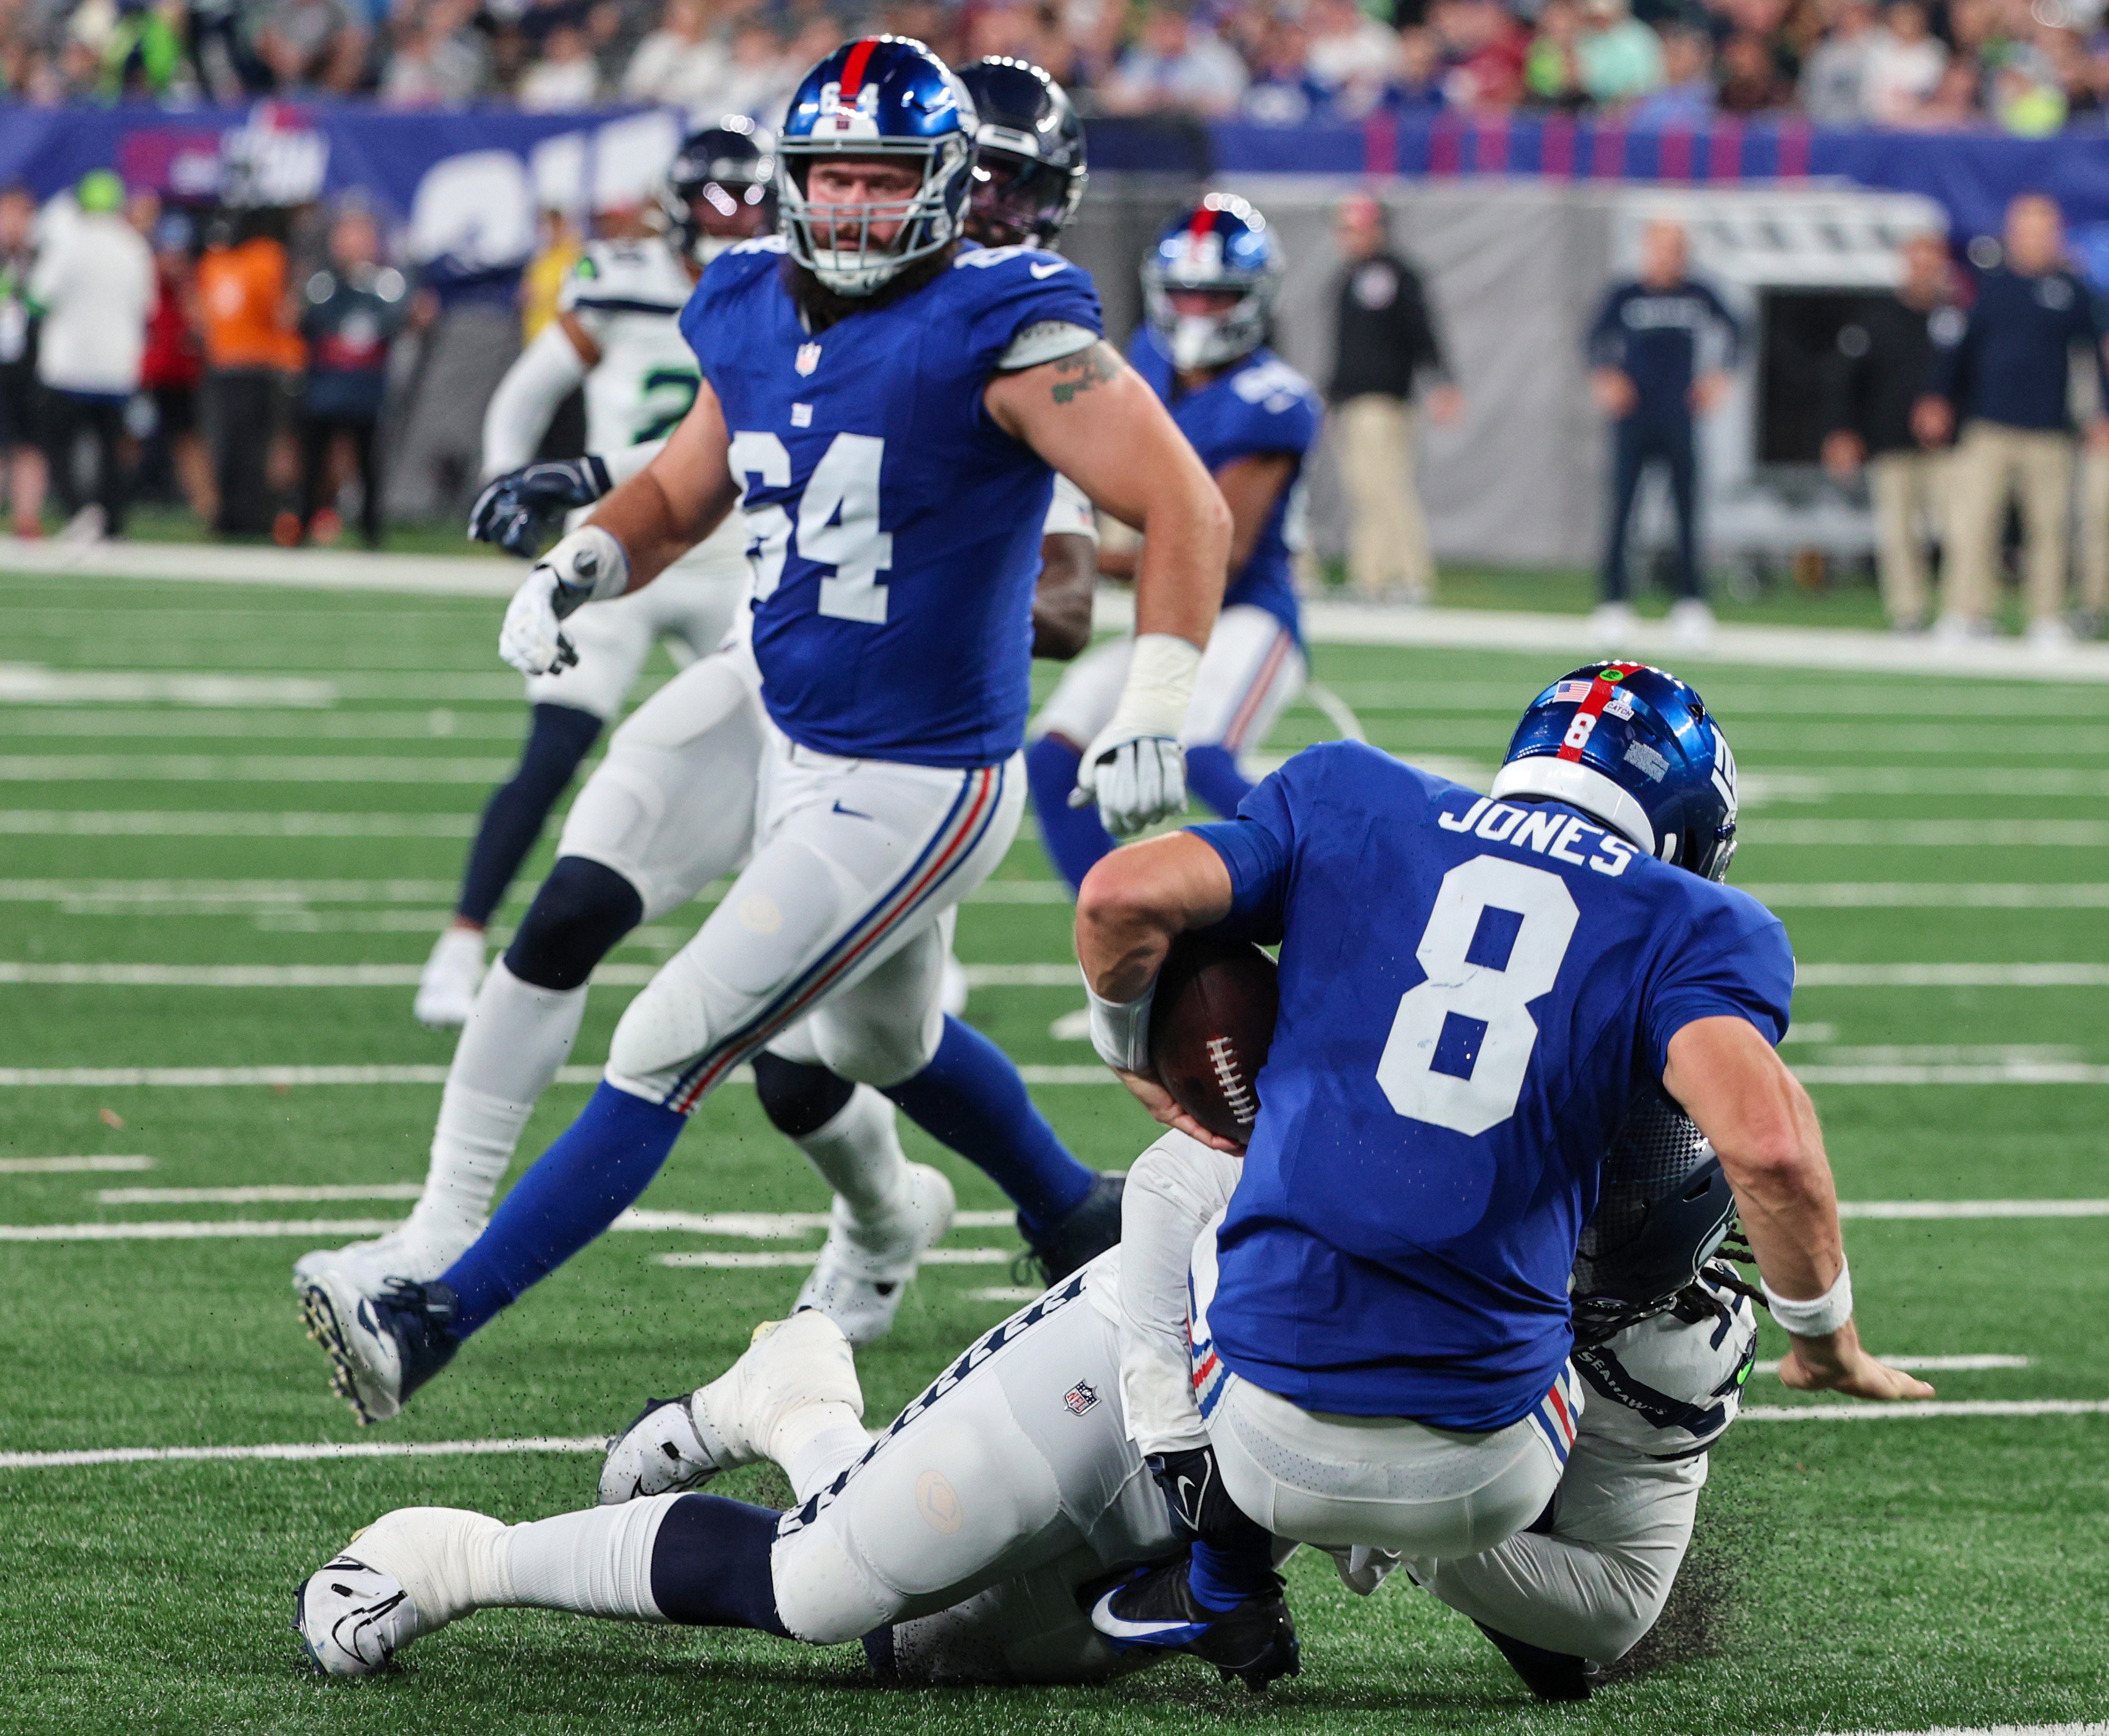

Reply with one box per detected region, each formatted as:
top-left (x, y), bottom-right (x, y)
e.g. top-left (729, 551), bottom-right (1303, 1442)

top-left (649, 1494), bottom-right (790, 1634)
top-left (881, 1015), bottom-right (1093, 1237)
top-left (1188, 1516), bottom-right (1277, 1613)
top-left (441, 1081), bottom-right (686, 1337)
top-left (457, 704), bottom-right (603, 926)
top-left (1025, 735), bottom-right (1114, 895)
top-left (1185, 743), bottom-right (1255, 821)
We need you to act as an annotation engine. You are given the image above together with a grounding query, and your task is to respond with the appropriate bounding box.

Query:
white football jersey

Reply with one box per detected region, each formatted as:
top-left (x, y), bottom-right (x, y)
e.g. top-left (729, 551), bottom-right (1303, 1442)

top-left (558, 238), bottom-right (703, 456)
top-left (1572, 1268), bottom-right (1758, 1460)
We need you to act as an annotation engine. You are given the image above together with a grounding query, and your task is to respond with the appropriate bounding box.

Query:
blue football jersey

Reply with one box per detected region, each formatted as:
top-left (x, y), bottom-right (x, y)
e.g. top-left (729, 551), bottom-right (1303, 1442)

top-left (1188, 741), bottom-right (1793, 1431)
top-left (1129, 329), bottom-right (1319, 643)
top-left (682, 238), bottom-right (1103, 766)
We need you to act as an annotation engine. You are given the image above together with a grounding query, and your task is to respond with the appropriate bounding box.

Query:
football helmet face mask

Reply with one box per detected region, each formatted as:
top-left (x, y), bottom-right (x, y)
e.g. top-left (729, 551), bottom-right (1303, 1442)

top-left (1493, 662), bottom-right (1739, 881)
top-left (1571, 1090), bottom-right (1738, 1343)
top-left (1143, 193), bottom-right (1281, 373)
top-left (956, 57), bottom-right (1087, 250)
top-left (659, 119), bottom-right (775, 268)
top-left (777, 36), bottom-right (979, 298)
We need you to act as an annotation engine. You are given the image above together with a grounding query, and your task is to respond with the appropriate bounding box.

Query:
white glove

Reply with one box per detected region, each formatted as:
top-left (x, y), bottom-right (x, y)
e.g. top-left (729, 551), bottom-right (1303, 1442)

top-left (496, 526), bottom-right (630, 677)
top-left (1069, 633), bottom-right (1202, 838)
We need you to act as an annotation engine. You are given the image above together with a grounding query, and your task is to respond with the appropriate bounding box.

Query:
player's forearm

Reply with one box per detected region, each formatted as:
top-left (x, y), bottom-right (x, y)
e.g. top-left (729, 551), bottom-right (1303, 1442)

top-left (1116, 1133), bottom-right (1241, 1455)
top-left (1030, 533), bottom-right (1097, 661)
top-left (1130, 475), bottom-right (1229, 648)
top-left (482, 323), bottom-right (588, 479)
top-left (584, 468), bottom-right (697, 591)
top-left (1075, 833), bottom-right (1234, 1003)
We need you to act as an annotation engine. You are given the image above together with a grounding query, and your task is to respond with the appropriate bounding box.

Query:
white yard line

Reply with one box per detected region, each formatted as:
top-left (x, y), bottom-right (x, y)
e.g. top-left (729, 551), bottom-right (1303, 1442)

top-left (0, 1207), bottom-right (1023, 1243)
top-left (1838, 1199), bottom-right (2109, 1218)
top-left (1753, 1354), bottom-right (2032, 1375)
top-left (1745, 884), bottom-right (2109, 908)
top-left (1761, 822), bottom-right (2109, 846)
top-left (96, 1183), bottom-right (425, 1205)
top-left (659, 1247), bottom-right (1015, 1269)
top-left (0, 1437), bottom-right (606, 1471)
top-left (1797, 1064), bottom-right (2109, 1083)
top-left (0, 879), bottom-right (461, 903)
top-left (0, 540), bottom-right (517, 595)
top-left (0, 811), bottom-right (476, 837)
top-left (1797, 964), bottom-right (2109, 985)
top-left (0, 756), bottom-right (519, 783)
top-left (1743, 1400), bottom-right (2109, 1420)
top-left (1318, 679), bottom-right (2109, 717)
top-left (0, 1155), bottom-right (155, 1173)
top-left (0, 1062), bottom-right (1105, 1088)
top-left (0, 663), bottom-right (336, 706)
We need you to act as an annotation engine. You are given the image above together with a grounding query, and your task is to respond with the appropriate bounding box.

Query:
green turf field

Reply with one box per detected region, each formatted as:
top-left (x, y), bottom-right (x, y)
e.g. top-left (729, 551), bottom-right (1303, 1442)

top-left (2, 572), bottom-right (2106, 1735)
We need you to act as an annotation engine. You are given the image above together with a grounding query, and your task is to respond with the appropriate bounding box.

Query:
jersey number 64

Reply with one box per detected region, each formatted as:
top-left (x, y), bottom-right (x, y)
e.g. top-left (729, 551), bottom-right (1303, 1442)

top-left (730, 430), bottom-right (894, 625)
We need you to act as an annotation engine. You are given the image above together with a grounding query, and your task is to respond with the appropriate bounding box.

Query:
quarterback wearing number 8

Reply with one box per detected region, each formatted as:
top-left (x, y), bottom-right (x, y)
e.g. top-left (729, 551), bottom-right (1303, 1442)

top-left (1072, 661), bottom-right (1932, 1663)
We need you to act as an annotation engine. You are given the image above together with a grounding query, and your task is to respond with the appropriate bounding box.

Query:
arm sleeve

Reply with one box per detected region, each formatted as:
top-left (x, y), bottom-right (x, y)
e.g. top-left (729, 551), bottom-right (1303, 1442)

top-left (479, 320), bottom-right (591, 479)
top-left (1586, 287), bottom-right (1626, 369)
top-left (1116, 1132), bottom-right (1243, 1457)
top-left (962, 252), bottom-right (1102, 377)
top-left (1642, 894), bottom-right (1795, 1077)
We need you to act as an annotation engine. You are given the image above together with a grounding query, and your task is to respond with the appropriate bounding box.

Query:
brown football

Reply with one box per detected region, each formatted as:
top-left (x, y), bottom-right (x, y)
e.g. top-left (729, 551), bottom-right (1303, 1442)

top-left (1148, 932), bottom-right (1279, 1145)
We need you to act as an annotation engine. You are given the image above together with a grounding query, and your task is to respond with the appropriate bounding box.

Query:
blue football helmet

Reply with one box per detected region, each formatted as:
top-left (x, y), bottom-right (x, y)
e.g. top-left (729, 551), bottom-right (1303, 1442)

top-left (1493, 662), bottom-right (1739, 882)
top-left (956, 57), bottom-right (1087, 250)
top-left (776, 35), bottom-right (978, 298)
top-left (1142, 193), bottom-right (1281, 373)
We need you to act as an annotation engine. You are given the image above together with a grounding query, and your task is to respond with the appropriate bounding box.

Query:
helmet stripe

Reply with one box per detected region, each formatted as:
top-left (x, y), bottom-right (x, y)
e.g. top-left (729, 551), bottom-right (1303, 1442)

top-left (1557, 662), bottom-right (1642, 763)
top-left (838, 37), bottom-right (879, 101)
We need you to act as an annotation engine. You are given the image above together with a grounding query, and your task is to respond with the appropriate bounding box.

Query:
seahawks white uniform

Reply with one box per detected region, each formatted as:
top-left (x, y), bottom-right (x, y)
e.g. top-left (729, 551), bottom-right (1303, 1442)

top-left (488, 238), bottom-right (749, 722)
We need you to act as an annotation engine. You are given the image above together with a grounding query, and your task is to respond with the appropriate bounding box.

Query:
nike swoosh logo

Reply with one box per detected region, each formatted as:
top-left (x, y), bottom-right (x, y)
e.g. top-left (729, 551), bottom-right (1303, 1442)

top-left (830, 801), bottom-right (873, 820)
top-left (1029, 261), bottom-right (1067, 279)
top-left (1089, 1587), bottom-right (1203, 1643)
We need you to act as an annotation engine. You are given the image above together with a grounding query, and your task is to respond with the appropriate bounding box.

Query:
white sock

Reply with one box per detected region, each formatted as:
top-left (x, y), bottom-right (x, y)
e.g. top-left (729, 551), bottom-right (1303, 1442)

top-left (413, 961), bottom-right (588, 1231)
top-left (497, 1494), bottom-right (682, 1621)
top-left (781, 1414), bottom-right (872, 1504)
top-left (794, 1085), bottom-right (907, 1227)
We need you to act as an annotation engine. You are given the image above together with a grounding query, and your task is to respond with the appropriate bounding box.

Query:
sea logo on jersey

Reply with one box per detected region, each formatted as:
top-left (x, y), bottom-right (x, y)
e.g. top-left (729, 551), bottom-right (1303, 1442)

top-left (795, 342), bottom-right (821, 376)
top-left (1063, 1379), bottom-right (1100, 1416)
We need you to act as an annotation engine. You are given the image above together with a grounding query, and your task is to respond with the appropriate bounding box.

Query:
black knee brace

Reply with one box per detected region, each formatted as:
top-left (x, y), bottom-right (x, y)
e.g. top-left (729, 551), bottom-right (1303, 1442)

top-left (750, 1050), bottom-right (856, 1139)
top-left (501, 856), bottom-right (643, 991)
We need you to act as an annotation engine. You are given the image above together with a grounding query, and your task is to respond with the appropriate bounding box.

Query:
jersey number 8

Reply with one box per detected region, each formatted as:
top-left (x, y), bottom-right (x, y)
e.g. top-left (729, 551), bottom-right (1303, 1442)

top-left (729, 430), bottom-right (894, 624)
top-left (1375, 855), bottom-right (1578, 1137)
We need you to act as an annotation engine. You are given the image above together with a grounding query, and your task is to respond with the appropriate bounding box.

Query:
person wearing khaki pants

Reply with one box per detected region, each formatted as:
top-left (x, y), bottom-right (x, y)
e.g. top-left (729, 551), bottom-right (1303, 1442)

top-left (1864, 448), bottom-right (1946, 625)
top-left (1914, 193), bottom-right (2109, 647)
top-left (1327, 193), bottom-right (1462, 603)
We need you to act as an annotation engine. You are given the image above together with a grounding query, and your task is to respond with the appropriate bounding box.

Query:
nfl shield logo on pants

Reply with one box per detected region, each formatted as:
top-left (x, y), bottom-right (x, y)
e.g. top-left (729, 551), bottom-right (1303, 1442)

top-left (796, 342), bottom-right (821, 377)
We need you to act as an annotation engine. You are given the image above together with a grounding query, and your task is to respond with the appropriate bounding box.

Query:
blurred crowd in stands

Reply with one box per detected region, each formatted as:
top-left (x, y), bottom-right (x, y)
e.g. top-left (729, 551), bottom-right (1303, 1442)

top-left (5, 0), bottom-right (2109, 134)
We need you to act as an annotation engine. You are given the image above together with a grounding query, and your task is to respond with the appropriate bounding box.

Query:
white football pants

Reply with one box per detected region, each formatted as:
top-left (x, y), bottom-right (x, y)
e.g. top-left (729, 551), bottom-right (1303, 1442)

top-left (1031, 603), bottom-right (1306, 763)
top-left (603, 714), bottom-right (1023, 1106)
top-left (524, 552), bottom-right (747, 722)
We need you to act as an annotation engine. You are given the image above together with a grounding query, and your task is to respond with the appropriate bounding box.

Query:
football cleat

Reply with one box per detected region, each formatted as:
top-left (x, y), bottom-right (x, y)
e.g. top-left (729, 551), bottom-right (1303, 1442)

top-left (601, 1311), bottom-right (864, 1504)
top-left (291, 1212), bottom-right (482, 1300)
top-left (1473, 1619), bottom-right (1598, 1701)
top-left (299, 1272), bottom-right (460, 1425)
top-left (294, 1553), bottom-right (423, 1676)
top-left (1022, 1171), bottom-right (1124, 1285)
top-left (1087, 1558), bottom-right (1300, 1691)
top-left (413, 926), bottom-right (485, 1029)
top-left (596, 1394), bottom-right (723, 1506)
top-left (795, 1161), bottom-right (955, 1347)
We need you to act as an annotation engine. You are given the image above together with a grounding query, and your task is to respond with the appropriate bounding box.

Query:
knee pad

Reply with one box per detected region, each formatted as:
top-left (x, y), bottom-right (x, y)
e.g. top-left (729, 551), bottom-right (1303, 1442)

top-left (503, 856), bottom-right (644, 992)
top-left (810, 991), bottom-right (944, 1090)
top-left (752, 1051), bottom-right (857, 1140)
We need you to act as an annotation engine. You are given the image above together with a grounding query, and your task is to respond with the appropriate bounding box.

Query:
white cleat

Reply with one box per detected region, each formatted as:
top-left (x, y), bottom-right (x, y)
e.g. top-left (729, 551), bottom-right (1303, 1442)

top-left (294, 1507), bottom-right (500, 1674)
top-left (1667, 597), bottom-right (1715, 650)
top-left (1590, 600), bottom-right (1638, 648)
top-left (2028, 616), bottom-right (2075, 654)
top-left (414, 927), bottom-right (486, 1029)
top-left (795, 1162), bottom-right (954, 1346)
top-left (600, 1311), bottom-right (864, 1506)
top-left (291, 1212), bottom-right (482, 1298)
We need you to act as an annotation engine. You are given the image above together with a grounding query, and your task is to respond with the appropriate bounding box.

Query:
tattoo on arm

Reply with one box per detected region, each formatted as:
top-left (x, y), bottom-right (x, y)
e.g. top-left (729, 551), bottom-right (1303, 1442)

top-left (1050, 343), bottom-right (1124, 405)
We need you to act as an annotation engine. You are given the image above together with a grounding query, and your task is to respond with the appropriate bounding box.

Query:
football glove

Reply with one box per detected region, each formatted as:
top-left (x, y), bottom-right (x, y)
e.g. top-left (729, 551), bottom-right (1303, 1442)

top-left (1071, 730), bottom-right (1187, 839)
top-left (468, 455), bottom-right (614, 560)
top-left (497, 526), bottom-right (629, 677)
top-left (1146, 1444), bottom-right (1248, 1544)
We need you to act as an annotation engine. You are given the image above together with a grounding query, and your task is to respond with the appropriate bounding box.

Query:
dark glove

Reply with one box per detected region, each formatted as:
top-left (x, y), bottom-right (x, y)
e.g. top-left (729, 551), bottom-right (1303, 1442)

top-left (468, 455), bottom-right (614, 559)
top-left (1146, 1445), bottom-right (1250, 1544)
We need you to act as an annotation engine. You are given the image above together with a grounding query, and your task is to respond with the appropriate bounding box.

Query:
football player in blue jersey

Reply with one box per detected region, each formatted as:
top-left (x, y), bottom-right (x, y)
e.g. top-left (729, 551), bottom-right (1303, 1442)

top-left (293, 56), bottom-right (1120, 1345)
top-left (298, 36), bottom-right (1232, 1426)
top-left (295, 1105), bottom-right (1769, 1698)
top-left (1029, 194), bottom-right (1322, 895)
top-left (1072, 662), bottom-right (1932, 1669)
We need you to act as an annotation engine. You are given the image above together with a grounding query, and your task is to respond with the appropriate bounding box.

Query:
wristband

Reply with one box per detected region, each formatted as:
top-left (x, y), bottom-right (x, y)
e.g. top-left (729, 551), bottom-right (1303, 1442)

top-left (1086, 972), bottom-right (1155, 1073)
top-left (542, 524), bottom-right (631, 616)
top-left (1762, 1259), bottom-right (1853, 1338)
top-left (1104, 633), bottom-right (1201, 747)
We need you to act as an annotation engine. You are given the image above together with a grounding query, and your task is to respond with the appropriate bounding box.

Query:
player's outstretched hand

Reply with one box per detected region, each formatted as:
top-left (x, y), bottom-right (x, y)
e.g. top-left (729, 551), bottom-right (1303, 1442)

top-left (468, 456), bottom-right (614, 560)
top-left (498, 565), bottom-right (577, 677)
top-left (1072, 732), bottom-right (1187, 838)
top-left (1112, 1065), bottom-right (1245, 1155)
top-left (1776, 1321), bottom-right (1937, 1401)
